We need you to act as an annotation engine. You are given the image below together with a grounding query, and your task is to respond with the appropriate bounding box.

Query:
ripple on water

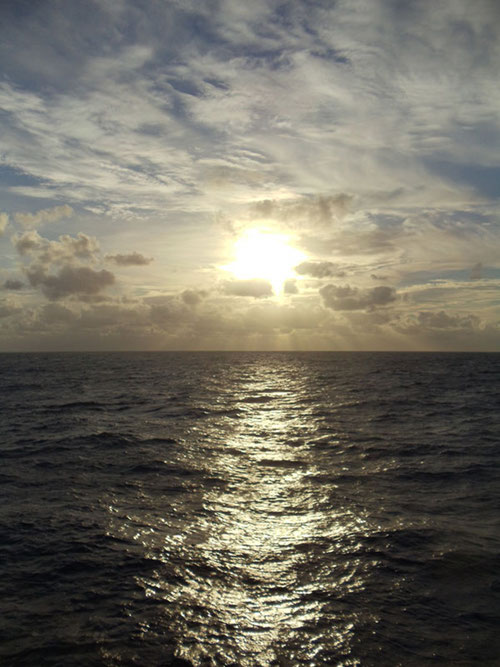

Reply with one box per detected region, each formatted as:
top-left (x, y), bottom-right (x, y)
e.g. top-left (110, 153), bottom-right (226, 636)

top-left (1, 351), bottom-right (500, 665)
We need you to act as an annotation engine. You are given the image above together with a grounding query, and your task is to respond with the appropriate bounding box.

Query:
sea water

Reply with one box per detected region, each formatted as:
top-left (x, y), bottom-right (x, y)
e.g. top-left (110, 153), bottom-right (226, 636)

top-left (1, 352), bottom-right (499, 666)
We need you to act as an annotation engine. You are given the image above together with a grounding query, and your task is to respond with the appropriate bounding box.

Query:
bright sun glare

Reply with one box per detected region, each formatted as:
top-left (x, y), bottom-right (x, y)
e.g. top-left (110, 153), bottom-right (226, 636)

top-left (224, 229), bottom-right (306, 294)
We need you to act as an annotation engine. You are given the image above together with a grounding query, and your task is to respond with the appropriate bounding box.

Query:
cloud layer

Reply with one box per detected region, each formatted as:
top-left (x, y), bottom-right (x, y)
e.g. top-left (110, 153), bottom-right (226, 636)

top-left (0, 0), bottom-right (499, 350)
top-left (320, 284), bottom-right (397, 311)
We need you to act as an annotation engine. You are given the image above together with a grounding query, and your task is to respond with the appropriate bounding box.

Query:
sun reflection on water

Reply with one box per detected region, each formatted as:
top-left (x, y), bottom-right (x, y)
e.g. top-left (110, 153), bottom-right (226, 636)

top-left (108, 361), bottom-right (376, 666)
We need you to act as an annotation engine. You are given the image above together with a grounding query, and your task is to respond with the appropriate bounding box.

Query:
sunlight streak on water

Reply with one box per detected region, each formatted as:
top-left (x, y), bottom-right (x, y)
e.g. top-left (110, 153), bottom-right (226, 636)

top-left (109, 363), bottom-right (378, 665)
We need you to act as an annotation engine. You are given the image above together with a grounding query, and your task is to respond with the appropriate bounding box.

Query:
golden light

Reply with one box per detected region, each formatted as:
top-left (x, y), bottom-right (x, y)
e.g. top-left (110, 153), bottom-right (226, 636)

top-left (224, 229), bottom-right (306, 294)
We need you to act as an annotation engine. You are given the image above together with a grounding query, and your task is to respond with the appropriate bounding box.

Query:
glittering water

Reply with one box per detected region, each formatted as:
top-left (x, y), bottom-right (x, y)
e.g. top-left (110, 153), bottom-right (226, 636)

top-left (1, 352), bottom-right (499, 666)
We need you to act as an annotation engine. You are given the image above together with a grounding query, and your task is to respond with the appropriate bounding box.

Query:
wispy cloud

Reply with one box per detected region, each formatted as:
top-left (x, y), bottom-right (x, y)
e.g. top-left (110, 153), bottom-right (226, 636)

top-left (2, 1), bottom-right (498, 214)
top-left (14, 205), bottom-right (73, 228)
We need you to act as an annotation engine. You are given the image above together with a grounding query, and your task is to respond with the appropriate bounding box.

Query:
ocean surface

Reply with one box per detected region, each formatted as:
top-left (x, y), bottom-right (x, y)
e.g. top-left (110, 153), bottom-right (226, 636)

top-left (1, 351), bottom-right (499, 666)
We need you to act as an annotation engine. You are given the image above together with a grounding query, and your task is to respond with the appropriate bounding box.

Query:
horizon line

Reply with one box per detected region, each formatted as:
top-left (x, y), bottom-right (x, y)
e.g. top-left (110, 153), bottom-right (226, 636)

top-left (1, 349), bottom-right (499, 354)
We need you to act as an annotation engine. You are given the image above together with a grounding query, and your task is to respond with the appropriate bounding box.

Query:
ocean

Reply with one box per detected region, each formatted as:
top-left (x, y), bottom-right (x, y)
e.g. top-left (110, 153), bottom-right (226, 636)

top-left (1, 351), bottom-right (499, 666)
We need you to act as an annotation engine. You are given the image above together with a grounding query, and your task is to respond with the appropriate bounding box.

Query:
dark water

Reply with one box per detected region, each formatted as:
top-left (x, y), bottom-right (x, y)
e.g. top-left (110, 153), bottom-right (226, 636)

top-left (1, 352), bottom-right (499, 666)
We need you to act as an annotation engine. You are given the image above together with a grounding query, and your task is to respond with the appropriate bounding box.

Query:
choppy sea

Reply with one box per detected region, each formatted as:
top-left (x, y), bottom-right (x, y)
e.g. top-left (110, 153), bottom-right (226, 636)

top-left (1, 352), bottom-right (499, 666)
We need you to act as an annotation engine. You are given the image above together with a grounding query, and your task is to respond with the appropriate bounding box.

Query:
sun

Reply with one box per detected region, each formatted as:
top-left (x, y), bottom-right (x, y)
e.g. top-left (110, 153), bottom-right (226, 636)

top-left (224, 229), bottom-right (306, 294)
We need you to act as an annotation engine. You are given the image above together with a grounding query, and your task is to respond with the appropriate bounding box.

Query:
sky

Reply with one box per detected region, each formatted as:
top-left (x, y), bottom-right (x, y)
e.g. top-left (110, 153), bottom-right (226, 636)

top-left (1, 0), bottom-right (499, 351)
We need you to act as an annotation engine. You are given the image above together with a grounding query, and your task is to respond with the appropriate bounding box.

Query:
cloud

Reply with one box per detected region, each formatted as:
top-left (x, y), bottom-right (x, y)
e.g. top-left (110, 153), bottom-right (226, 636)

top-left (78, 302), bottom-right (150, 331)
top-left (12, 230), bottom-right (42, 255)
top-left (283, 279), bottom-right (298, 295)
top-left (401, 310), bottom-right (480, 332)
top-left (0, 284), bottom-right (497, 352)
top-left (181, 289), bottom-right (208, 306)
top-left (239, 301), bottom-right (331, 335)
top-left (106, 252), bottom-right (153, 266)
top-left (297, 224), bottom-right (399, 261)
top-left (393, 310), bottom-right (485, 341)
top-left (0, 1), bottom-right (499, 351)
top-left (40, 302), bottom-right (77, 325)
top-left (11, 229), bottom-right (115, 301)
top-left (0, 300), bottom-right (20, 318)
top-left (470, 262), bottom-right (483, 280)
top-left (14, 205), bottom-right (73, 228)
top-left (202, 164), bottom-right (270, 189)
top-left (3, 279), bottom-right (24, 290)
top-left (295, 260), bottom-right (344, 278)
top-left (251, 194), bottom-right (353, 229)
top-left (222, 279), bottom-right (273, 298)
top-left (0, 213), bottom-right (9, 235)
top-left (26, 264), bottom-right (115, 300)
top-left (344, 308), bottom-right (394, 330)
top-left (320, 284), bottom-right (397, 311)
top-left (1, 0), bottom-right (499, 222)
top-left (13, 231), bottom-right (100, 264)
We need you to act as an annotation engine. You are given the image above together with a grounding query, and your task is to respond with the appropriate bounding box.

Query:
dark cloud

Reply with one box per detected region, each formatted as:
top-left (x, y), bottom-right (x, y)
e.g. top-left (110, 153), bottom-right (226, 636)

top-left (295, 260), bottom-right (343, 278)
top-left (78, 303), bottom-right (148, 330)
top-left (283, 279), bottom-right (298, 295)
top-left (3, 279), bottom-right (24, 290)
top-left (77, 293), bottom-right (113, 304)
top-left (181, 289), bottom-right (208, 306)
top-left (394, 310), bottom-right (481, 336)
top-left (12, 229), bottom-right (114, 301)
top-left (320, 284), bottom-right (397, 311)
top-left (0, 299), bottom-right (19, 318)
top-left (417, 311), bottom-right (478, 330)
top-left (222, 279), bottom-right (273, 298)
top-left (40, 302), bottom-right (76, 324)
top-left (341, 308), bottom-right (395, 335)
top-left (251, 194), bottom-right (353, 228)
top-left (26, 264), bottom-right (115, 300)
top-left (470, 262), bottom-right (482, 280)
top-left (106, 252), bottom-right (153, 266)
